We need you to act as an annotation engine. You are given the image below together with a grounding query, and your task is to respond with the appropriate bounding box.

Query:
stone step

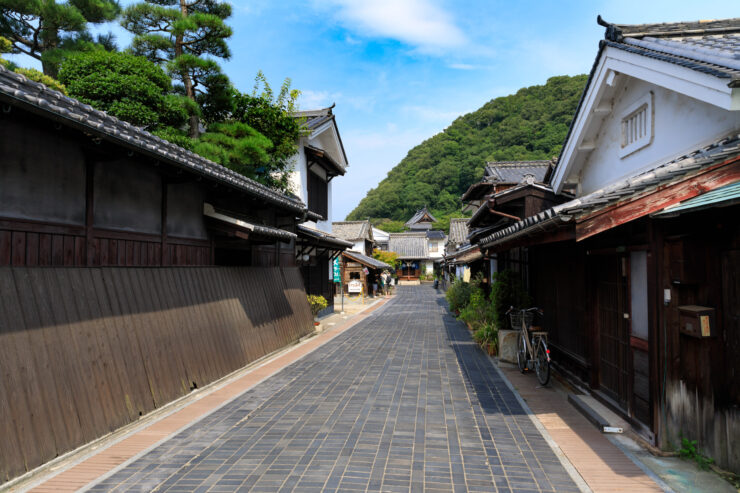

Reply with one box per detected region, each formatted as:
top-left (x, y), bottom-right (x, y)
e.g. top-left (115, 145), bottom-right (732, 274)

top-left (568, 393), bottom-right (629, 434)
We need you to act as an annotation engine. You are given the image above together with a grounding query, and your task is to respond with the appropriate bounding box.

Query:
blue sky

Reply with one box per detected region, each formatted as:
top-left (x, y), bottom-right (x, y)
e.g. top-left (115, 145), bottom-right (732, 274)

top-left (8, 1), bottom-right (739, 220)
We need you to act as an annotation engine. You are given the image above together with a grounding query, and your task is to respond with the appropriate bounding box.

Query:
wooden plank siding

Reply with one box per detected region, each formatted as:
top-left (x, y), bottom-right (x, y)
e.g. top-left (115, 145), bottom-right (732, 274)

top-left (0, 227), bottom-right (210, 268)
top-left (0, 266), bottom-right (314, 484)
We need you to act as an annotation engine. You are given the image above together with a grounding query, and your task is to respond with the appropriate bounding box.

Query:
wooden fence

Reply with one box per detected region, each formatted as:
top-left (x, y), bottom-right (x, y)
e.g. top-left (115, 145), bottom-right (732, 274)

top-left (0, 266), bottom-right (313, 483)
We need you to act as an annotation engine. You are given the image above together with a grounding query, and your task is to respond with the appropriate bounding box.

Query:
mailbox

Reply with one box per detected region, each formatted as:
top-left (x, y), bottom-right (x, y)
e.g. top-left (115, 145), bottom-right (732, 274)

top-left (678, 305), bottom-right (715, 338)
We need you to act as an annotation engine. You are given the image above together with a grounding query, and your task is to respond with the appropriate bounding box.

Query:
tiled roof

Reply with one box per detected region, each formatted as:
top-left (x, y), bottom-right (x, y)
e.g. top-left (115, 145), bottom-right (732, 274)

top-left (601, 16), bottom-right (740, 84)
top-left (426, 230), bottom-right (446, 240)
top-left (332, 221), bottom-right (372, 241)
top-left (342, 250), bottom-right (392, 270)
top-left (553, 17), bottom-right (740, 184)
top-left (388, 233), bottom-right (429, 260)
top-left (294, 104), bottom-right (349, 169)
top-left (0, 65), bottom-right (306, 214)
top-left (297, 225), bottom-right (353, 249)
top-left (295, 106), bottom-right (335, 130)
top-left (479, 133), bottom-right (740, 248)
top-left (448, 218), bottom-right (469, 244)
top-left (485, 161), bottom-right (552, 184)
top-left (405, 206), bottom-right (437, 227)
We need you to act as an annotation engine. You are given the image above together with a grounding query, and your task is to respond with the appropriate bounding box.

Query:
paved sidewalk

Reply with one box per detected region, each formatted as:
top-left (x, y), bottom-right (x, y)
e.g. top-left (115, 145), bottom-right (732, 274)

top-left (498, 365), bottom-right (663, 492)
top-left (41, 286), bottom-right (581, 492)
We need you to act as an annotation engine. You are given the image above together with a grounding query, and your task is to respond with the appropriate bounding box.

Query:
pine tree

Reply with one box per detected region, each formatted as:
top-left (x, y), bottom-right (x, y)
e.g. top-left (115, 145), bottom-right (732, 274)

top-left (122, 0), bottom-right (232, 138)
top-left (0, 0), bottom-right (121, 77)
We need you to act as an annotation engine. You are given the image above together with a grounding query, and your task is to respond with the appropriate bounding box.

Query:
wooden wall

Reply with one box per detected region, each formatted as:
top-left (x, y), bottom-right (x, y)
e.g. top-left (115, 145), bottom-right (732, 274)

top-left (0, 266), bottom-right (313, 483)
top-left (0, 221), bottom-right (211, 268)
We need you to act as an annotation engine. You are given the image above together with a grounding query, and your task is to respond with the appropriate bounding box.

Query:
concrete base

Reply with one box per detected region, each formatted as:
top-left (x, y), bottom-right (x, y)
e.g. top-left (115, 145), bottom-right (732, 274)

top-left (399, 280), bottom-right (421, 285)
top-left (498, 329), bottom-right (519, 364)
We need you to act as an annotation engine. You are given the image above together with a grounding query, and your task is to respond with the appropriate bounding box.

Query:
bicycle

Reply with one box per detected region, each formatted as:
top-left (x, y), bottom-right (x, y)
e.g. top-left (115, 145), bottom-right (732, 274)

top-left (507, 306), bottom-right (551, 386)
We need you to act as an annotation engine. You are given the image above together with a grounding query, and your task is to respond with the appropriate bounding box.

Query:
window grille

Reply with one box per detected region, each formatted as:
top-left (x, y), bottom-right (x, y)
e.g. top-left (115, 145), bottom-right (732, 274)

top-left (619, 92), bottom-right (653, 158)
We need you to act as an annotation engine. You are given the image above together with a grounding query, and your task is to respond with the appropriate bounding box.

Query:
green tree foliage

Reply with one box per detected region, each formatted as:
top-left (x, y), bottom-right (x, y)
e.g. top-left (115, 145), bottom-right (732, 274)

top-left (58, 50), bottom-right (191, 127)
top-left (122, 0), bottom-right (233, 137)
top-left (370, 219), bottom-right (406, 233)
top-left (347, 75), bottom-right (587, 221)
top-left (192, 122), bottom-right (273, 182)
top-left (231, 72), bottom-right (303, 191)
top-left (432, 210), bottom-right (471, 234)
top-left (0, 0), bottom-right (121, 77)
top-left (372, 249), bottom-right (399, 269)
top-left (1, 36), bottom-right (67, 93)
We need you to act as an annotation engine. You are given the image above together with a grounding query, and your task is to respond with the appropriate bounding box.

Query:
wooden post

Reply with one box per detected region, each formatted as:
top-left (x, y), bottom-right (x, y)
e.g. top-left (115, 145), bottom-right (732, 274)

top-left (85, 158), bottom-right (95, 266)
top-left (161, 178), bottom-right (168, 266)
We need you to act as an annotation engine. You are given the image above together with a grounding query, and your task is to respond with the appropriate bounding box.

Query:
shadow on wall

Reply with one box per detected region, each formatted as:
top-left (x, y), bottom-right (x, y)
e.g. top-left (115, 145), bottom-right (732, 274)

top-left (0, 266), bottom-right (312, 484)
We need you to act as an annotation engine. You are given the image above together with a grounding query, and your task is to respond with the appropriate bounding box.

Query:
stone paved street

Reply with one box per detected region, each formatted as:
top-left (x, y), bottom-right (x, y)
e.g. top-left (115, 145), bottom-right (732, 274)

top-left (87, 286), bottom-right (580, 492)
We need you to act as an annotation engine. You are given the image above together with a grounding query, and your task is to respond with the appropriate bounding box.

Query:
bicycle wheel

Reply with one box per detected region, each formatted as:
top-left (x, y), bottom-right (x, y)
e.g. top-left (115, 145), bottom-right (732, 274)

top-left (534, 339), bottom-right (550, 386)
top-left (517, 332), bottom-right (527, 373)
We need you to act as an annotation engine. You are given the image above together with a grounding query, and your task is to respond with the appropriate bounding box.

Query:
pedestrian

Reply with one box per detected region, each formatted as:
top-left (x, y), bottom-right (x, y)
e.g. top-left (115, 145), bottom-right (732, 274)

top-left (378, 273), bottom-right (385, 297)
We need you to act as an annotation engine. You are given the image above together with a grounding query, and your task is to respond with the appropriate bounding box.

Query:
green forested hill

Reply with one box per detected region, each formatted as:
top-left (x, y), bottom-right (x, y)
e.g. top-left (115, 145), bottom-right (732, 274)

top-left (347, 75), bottom-right (587, 222)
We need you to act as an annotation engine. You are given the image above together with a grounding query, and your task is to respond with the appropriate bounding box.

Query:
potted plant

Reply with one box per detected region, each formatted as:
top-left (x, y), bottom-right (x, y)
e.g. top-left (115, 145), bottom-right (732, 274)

top-left (307, 294), bottom-right (328, 325)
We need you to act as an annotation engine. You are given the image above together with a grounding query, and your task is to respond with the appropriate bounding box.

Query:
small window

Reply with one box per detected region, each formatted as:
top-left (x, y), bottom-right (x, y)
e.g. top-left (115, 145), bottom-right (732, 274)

top-left (307, 170), bottom-right (328, 218)
top-left (430, 242), bottom-right (438, 253)
top-left (619, 92), bottom-right (653, 158)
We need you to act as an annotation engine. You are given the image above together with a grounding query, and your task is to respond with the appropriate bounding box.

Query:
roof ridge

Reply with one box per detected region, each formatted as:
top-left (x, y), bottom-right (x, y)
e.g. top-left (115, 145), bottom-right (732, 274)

top-left (598, 15), bottom-right (740, 41)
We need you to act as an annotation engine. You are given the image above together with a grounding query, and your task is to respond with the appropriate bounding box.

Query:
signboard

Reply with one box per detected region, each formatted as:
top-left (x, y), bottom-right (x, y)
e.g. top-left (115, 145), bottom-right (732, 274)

top-left (333, 257), bottom-right (341, 282)
top-left (348, 280), bottom-right (362, 293)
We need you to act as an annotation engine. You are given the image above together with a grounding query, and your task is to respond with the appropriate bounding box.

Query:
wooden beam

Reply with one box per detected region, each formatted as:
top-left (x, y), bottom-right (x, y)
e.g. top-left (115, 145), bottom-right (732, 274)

top-left (487, 207), bottom-right (521, 221)
top-left (486, 226), bottom-right (575, 253)
top-left (85, 158), bottom-right (95, 266)
top-left (576, 156), bottom-right (740, 241)
top-left (161, 178), bottom-right (168, 265)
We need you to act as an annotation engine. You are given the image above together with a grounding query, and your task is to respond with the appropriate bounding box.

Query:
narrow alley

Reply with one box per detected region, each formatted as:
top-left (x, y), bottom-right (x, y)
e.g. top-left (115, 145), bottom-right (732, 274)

top-left (79, 287), bottom-right (581, 492)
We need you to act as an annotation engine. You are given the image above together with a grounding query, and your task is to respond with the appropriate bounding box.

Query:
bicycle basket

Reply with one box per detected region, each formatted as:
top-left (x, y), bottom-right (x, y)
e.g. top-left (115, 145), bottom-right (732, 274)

top-left (509, 311), bottom-right (535, 330)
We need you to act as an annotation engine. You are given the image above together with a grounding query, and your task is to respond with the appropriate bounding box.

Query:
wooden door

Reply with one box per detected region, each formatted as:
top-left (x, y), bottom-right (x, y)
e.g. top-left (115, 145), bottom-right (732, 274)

top-left (629, 251), bottom-right (651, 428)
top-left (596, 255), bottom-right (631, 410)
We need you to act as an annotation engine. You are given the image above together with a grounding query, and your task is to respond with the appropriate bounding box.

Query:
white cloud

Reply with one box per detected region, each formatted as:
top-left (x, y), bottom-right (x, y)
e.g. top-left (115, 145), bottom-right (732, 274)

top-left (298, 90), bottom-right (333, 109)
top-left (315, 0), bottom-right (467, 53)
top-left (298, 89), bottom-right (376, 112)
top-left (448, 63), bottom-right (476, 70)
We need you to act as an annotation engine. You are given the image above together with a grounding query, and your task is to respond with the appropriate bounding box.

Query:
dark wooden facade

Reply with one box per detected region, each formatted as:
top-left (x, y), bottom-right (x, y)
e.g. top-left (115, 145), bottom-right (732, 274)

top-left (0, 75), bottom-right (316, 483)
top-left (0, 266), bottom-right (313, 482)
top-left (495, 203), bottom-right (740, 471)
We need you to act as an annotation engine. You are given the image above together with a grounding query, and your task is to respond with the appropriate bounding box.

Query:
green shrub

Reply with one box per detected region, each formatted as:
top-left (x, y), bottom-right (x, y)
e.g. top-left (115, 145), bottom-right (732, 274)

top-left (459, 285), bottom-right (493, 330)
top-left (491, 270), bottom-right (532, 329)
top-left (445, 277), bottom-right (472, 313)
top-left (473, 321), bottom-right (497, 347)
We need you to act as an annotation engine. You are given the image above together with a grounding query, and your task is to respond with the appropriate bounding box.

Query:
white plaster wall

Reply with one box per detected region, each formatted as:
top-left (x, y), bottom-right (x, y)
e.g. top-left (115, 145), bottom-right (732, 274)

top-left (428, 239), bottom-right (445, 259)
top-left (350, 240), bottom-right (364, 253)
top-left (579, 77), bottom-right (740, 195)
top-left (287, 145), bottom-right (307, 203)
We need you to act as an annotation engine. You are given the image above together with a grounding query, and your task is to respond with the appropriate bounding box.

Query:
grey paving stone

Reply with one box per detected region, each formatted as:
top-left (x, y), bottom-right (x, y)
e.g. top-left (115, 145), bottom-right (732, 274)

top-left (86, 286), bottom-right (578, 492)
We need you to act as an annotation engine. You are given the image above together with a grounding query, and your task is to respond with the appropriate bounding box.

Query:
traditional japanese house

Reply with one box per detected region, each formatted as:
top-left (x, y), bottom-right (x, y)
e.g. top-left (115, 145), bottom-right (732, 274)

top-left (332, 220), bottom-right (374, 255)
top-left (291, 105), bottom-right (350, 315)
top-left (388, 232), bottom-right (429, 281)
top-left (332, 220), bottom-right (390, 295)
top-left (472, 17), bottom-right (740, 472)
top-left (338, 250), bottom-right (392, 296)
top-left (444, 217), bottom-right (472, 280)
top-left (0, 65), bottom-right (318, 483)
top-left (464, 161), bottom-right (568, 285)
top-left (405, 206), bottom-right (436, 231)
